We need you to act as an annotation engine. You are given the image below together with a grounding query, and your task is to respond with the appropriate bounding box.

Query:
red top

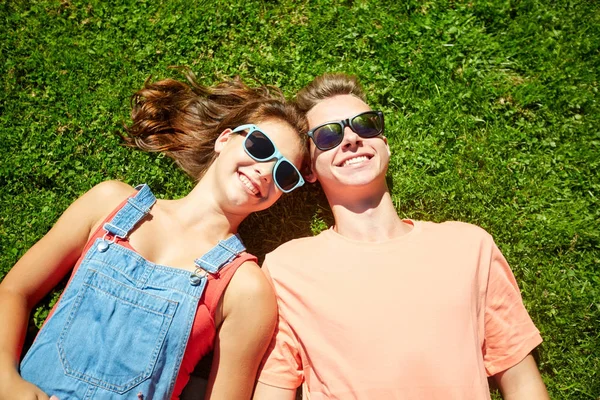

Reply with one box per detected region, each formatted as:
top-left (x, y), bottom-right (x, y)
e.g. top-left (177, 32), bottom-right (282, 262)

top-left (171, 250), bottom-right (255, 399)
top-left (44, 196), bottom-right (256, 399)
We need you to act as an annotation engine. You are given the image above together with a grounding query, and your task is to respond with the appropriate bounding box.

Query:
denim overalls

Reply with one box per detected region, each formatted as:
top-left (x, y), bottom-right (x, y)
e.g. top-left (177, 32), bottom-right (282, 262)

top-left (20, 185), bottom-right (246, 399)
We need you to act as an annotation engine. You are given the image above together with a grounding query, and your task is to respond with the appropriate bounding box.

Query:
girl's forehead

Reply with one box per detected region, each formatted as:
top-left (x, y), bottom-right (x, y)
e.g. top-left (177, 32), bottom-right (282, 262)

top-left (254, 120), bottom-right (302, 157)
top-left (255, 119), bottom-right (294, 141)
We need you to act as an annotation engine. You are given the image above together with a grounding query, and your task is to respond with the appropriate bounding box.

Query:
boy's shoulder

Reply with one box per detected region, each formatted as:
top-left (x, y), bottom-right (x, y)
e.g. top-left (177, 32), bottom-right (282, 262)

top-left (271, 230), bottom-right (329, 253)
top-left (420, 219), bottom-right (493, 241)
top-left (264, 229), bottom-right (331, 266)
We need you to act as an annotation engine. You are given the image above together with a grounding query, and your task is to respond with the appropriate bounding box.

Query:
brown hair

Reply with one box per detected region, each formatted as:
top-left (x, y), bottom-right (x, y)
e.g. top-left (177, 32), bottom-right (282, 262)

top-left (122, 68), bottom-right (308, 180)
top-left (294, 73), bottom-right (366, 113)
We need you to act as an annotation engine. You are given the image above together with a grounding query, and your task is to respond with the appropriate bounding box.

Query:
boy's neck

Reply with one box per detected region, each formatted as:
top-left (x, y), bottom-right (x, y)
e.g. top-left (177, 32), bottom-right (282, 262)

top-left (325, 184), bottom-right (413, 242)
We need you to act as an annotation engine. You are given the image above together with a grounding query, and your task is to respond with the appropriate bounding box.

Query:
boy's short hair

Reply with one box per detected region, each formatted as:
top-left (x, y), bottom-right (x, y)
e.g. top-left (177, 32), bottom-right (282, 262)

top-left (295, 73), bottom-right (366, 113)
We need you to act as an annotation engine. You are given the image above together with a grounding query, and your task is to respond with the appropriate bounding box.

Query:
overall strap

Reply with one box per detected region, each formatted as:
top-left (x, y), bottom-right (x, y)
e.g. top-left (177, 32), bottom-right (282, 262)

top-left (103, 184), bottom-right (156, 238)
top-left (189, 234), bottom-right (246, 286)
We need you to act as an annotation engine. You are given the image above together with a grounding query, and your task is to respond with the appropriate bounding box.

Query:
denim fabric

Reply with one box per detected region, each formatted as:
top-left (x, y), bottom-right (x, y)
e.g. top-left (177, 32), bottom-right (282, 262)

top-left (20, 185), bottom-right (246, 399)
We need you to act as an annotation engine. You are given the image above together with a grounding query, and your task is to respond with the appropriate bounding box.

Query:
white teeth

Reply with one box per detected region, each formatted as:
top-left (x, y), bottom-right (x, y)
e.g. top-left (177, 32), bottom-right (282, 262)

top-left (341, 156), bottom-right (369, 167)
top-left (239, 173), bottom-right (259, 195)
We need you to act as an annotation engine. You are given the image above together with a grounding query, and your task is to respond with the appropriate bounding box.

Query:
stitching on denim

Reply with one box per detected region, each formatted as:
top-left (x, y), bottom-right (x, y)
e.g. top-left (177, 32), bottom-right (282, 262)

top-left (151, 263), bottom-right (192, 276)
top-left (25, 225), bottom-right (205, 397)
top-left (196, 236), bottom-right (244, 273)
top-left (92, 243), bottom-right (205, 298)
top-left (85, 271), bottom-right (178, 316)
top-left (84, 257), bottom-right (141, 284)
top-left (166, 292), bottom-right (203, 397)
top-left (103, 222), bottom-right (127, 238)
top-left (149, 303), bottom-right (178, 396)
top-left (90, 257), bottom-right (200, 298)
top-left (84, 385), bottom-right (96, 400)
top-left (57, 274), bottom-right (94, 377)
top-left (56, 272), bottom-right (175, 393)
top-left (21, 242), bottom-right (117, 369)
top-left (93, 258), bottom-right (201, 298)
top-left (197, 258), bottom-right (218, 271)
top-left (127, 197), bottom-right (151, 214)
top-left (82, 282), bottom-right (174, 316)
top-left (88, 243), bottom-right (154, 285)
top-left (217, 240), bottom-right (240, 256)
top-left (60, 344), bottom-right (160, 393)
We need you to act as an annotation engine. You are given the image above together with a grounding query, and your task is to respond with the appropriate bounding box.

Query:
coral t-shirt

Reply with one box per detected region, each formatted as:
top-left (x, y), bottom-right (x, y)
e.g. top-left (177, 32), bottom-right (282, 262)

top-left (258, 220), bottom-right (542, 399)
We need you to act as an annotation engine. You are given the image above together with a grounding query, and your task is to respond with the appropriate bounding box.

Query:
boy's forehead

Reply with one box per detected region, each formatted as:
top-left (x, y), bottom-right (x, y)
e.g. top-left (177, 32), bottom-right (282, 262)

top-left (307, 95), bottom-right (371, 128)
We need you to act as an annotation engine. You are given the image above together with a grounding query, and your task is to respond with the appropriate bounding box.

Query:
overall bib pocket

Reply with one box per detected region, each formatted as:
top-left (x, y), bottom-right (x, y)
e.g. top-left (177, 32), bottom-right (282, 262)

top-left (57, 269), bottom-right (178, 394)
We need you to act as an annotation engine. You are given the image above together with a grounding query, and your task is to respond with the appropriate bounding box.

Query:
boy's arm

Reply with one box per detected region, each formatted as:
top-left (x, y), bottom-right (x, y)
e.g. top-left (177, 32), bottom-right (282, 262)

top-left (494, 353), bottom-right (549, 400)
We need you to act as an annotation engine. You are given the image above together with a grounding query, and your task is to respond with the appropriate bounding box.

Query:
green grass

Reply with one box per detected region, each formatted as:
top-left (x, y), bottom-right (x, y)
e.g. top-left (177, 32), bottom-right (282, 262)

top-left (1, 0), bottom-right (598, 398)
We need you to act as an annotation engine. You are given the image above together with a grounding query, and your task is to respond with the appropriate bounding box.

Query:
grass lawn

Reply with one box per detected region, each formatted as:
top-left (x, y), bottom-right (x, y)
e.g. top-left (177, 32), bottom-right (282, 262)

top-left (1, 0), bottom-right (598, 398)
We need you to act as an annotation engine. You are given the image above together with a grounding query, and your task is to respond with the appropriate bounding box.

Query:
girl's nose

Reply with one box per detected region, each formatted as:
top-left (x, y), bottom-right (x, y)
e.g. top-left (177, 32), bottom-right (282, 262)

top-left (254, 160), bottom-right (276, 183)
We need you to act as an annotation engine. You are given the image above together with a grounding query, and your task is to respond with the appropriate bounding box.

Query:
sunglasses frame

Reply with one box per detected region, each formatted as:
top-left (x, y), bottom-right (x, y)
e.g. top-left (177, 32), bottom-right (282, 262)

top-left (307, 110), bottom-right (385, 151)
top-left (231, 124), bottom-right (305, 193)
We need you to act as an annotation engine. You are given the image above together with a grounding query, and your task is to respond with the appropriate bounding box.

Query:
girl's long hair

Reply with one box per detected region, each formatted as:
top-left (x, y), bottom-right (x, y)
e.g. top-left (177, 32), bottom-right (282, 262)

top-left (122, 68), bottom-right (308, 180)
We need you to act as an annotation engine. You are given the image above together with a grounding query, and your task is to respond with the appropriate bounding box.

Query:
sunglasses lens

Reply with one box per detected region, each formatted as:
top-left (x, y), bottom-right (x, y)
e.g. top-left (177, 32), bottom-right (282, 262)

top-left (313, 124), bottom-right (343, 150)
top-left (274, 161), bottom-right (300, 192)
top-left (352, 112), bottom-right (383, 137)
top-left (245, 130), bottom-right (275, 160)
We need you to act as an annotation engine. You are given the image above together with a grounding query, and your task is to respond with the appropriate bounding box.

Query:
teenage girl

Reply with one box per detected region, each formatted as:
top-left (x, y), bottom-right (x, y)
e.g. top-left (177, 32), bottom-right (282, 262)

top-left (0, 70), bottom-right (308, 399)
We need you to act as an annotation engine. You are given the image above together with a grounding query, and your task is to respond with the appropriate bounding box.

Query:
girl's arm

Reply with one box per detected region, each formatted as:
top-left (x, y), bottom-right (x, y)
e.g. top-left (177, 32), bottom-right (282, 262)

top-left (0, 181), bottom-right (135, 399)
top-left (252, 383), bottom-right (297, 400)
top-left (204, 262), bottom-right (278, 400)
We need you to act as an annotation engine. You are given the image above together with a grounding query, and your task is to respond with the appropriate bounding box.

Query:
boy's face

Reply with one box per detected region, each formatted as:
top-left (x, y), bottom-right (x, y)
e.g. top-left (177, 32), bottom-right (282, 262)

top-left (306, 94), bottom-right (390, 194)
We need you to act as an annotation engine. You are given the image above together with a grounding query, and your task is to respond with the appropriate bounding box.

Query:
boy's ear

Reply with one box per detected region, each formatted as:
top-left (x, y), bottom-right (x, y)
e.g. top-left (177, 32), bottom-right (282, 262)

top-left (302, 154), bottom-right (318, 183)
top-left (383, 136), bottom-right (391, 156)
top-left (214, 128), bottom-right (234, 154)
top-left (304, 167), bottom-right (318, 183)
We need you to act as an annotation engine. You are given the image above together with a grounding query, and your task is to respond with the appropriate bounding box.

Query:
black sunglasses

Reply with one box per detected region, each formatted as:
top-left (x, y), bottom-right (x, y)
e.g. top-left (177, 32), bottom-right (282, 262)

top-left (232, 124), bottom-right (304, 193)
top-left (307, 111), bottom-right (385, 151)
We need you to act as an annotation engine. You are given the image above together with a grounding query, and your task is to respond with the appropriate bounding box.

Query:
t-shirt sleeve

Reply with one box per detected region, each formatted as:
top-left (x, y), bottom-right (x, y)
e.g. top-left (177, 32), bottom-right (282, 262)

top-left (483, 237), bottom-right (543, 376)
top-left (256, 261), bottom-right (304, 389)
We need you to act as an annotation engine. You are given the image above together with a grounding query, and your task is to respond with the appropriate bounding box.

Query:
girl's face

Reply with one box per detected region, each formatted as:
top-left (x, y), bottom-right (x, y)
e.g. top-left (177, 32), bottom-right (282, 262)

top-left (213, 119), bottom-right (304, 215)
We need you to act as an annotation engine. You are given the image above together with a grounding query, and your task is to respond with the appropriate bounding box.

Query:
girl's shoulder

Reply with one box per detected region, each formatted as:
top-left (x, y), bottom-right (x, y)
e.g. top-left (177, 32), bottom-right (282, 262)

top-left (228, 260), bottom-right (273, 300)
top-left (87, 180), bottom-right (138, 200)
top-left (217, 259), bottom-right (277, 345)
top-left (221, 260), bottom-right (276, 321)
top-left (74, 180), bottom-right (139, 234)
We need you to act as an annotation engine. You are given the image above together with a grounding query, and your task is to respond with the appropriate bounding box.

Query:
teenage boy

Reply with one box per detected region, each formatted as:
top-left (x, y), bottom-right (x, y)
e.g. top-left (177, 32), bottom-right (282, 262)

top-left (253, 73), bottom-right (549, 400)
